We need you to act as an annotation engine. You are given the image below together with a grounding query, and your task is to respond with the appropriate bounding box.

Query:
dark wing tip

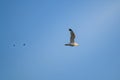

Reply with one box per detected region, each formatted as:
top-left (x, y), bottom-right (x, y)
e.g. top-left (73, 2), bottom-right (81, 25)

top-left (69, 28), bottom-right (72, 31)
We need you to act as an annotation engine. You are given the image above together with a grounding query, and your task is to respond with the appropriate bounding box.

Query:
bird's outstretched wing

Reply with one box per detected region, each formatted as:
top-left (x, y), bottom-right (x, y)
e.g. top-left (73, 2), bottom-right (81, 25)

top-left (69, 29), bottom-right (75, 43)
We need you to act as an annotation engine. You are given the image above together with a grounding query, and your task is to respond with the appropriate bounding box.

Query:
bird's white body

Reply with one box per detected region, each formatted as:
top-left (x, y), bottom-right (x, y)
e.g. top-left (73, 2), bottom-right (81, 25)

top-left (65, 42), bottom-right (79, 46)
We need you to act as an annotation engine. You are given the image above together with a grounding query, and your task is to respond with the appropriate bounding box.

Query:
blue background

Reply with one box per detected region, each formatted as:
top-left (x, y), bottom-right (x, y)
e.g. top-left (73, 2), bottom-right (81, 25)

top-left (0, 0), bottom-right (120, 80)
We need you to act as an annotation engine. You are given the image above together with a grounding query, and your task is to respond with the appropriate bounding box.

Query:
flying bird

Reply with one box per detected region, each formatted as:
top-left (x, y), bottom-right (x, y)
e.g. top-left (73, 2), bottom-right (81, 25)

top-left (13, 44), bottom-right (15, 47)
top-left (65, 28), bottom-right (79, 47)
top-left (23, 43), bottom-right (26, 46)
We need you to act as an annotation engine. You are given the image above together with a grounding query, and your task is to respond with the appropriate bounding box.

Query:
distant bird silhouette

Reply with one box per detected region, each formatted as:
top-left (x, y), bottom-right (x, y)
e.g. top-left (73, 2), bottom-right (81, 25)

top-left (23, 43), bottom-right (26, 46)
top-left (13, 44), bottom-right (15, 47)
top-left (65, 28), bottom-right (79, 46)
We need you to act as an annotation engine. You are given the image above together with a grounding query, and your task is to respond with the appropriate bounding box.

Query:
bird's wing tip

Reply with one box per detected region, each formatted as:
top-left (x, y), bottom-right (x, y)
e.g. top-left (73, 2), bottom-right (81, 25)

top-left (69, 28), bottom-right (72, 31)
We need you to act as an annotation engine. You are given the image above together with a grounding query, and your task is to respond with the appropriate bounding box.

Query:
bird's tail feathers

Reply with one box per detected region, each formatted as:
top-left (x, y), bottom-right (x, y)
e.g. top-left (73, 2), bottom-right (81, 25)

top-left (65, 44), bottom-right (70, 46)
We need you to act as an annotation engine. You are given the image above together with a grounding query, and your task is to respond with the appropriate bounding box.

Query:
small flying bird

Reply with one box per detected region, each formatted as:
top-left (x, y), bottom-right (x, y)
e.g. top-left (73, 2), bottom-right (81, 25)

top-left (23, 43), bottom-right (26, 46)
top-left (13, 44), bottom-right (15, 47)
top-left (65, 28), bottom-right (79, 47)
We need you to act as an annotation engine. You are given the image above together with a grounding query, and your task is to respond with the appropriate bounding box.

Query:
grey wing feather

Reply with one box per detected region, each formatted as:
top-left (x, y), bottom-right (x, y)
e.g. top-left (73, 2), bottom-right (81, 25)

top-left (69, 29), bottom-right (75, 43)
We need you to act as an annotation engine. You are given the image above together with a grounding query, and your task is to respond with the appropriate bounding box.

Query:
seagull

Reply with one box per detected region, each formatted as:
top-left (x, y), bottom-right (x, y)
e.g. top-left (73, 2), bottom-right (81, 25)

top-left (65, 28), bottom-right (79, 47)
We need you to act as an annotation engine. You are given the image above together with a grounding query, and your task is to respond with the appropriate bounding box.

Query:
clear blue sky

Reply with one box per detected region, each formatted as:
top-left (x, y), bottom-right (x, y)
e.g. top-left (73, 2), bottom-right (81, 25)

top-left (0, 0), bottom-right (120, 80)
